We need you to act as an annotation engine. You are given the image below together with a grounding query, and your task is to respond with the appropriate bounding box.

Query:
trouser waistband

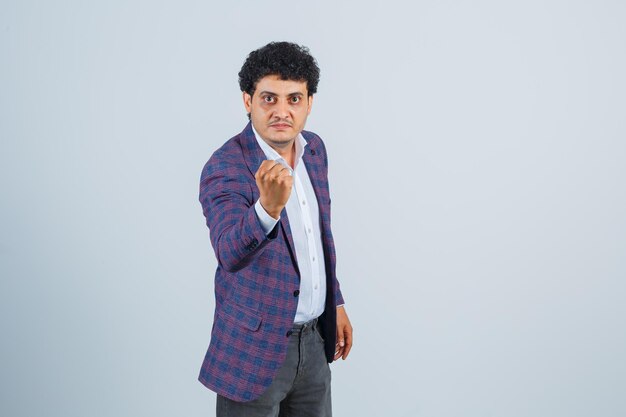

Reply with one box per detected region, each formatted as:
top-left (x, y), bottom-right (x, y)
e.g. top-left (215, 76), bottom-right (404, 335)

top-left (291, 317), bottom-right (319, 333)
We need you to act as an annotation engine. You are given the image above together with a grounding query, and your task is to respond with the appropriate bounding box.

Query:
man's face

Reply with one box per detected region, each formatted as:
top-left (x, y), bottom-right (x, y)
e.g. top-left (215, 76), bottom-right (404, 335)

top-left (243, 74), bottom-right (313, 149)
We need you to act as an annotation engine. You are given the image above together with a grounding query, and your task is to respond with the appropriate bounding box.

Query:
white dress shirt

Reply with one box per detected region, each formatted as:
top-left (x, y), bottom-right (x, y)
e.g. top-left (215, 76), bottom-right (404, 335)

top-left (252, 126), bottom-right (327, 324)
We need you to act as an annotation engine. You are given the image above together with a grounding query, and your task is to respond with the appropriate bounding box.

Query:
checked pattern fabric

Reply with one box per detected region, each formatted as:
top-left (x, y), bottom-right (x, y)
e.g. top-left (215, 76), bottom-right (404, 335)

top-left (198, 122), bottom-right (344, 402)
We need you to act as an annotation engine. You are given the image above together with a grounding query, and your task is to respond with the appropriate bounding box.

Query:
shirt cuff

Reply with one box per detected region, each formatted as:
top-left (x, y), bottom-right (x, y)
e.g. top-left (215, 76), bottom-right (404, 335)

top-left (254, 200), bottom-right (279, 235)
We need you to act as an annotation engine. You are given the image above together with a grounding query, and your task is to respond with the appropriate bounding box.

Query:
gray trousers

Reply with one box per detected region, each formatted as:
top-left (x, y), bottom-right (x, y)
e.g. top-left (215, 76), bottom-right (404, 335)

top-left (216, 318), bottom-right (332, 417)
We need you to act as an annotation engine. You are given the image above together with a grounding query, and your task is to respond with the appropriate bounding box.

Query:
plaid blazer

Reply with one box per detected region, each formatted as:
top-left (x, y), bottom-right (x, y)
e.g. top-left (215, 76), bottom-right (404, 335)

top-left (198, 122), bottom-right (345, 402)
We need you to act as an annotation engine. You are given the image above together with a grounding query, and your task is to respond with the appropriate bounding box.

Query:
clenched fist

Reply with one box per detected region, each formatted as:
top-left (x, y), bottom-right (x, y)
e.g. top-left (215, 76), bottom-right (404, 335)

top-left (255, 160), bottom-right (293, 219)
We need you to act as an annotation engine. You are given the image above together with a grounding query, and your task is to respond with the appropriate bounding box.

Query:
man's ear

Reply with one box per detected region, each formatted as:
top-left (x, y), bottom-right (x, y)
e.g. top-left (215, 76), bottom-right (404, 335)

top-left (307, 94), bottom-right (314, 115)
top-left (243, 91), bottom-right (252, 113)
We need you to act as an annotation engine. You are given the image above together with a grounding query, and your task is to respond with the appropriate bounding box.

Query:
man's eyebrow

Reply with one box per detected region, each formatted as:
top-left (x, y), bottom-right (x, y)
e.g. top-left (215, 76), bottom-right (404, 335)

top-left (258, 91), bottom-right (305, 97)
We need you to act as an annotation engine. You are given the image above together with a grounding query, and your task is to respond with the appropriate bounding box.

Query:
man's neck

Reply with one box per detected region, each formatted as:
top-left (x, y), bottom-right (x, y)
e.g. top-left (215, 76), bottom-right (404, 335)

top-left (251, 124), bottom-right (299, 169)
top-left (267, 140), bottom-right (295, 169)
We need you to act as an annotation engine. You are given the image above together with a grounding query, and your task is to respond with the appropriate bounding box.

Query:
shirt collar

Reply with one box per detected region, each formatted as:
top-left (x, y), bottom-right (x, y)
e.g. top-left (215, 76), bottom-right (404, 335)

top-left (251, 124), bottom-right (307, 170)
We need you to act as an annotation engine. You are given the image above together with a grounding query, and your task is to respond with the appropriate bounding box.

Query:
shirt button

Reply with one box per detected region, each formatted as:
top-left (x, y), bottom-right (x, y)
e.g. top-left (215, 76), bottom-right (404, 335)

top-left (312, 256), bottom-right (316, 262)
top-left (293, 290), bottom-right (300, 297)
top-left (301, 200), bottom-right (306, 206)
top-left (286, 330), bottom-right (293, 337)
top-left (307, 228), bottom-right (312, 234)
top-left (314, 285), bottom-right (318, 290)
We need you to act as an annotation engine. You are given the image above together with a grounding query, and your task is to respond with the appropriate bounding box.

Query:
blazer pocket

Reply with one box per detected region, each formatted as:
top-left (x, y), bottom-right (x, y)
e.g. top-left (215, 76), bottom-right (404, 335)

top-left (218, 301), bottom-right (262, 331)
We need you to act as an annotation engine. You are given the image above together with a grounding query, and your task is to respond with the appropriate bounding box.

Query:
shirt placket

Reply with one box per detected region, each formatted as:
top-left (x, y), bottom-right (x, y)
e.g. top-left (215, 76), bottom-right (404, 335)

top-left (293, 167), bottom-right (320, 317)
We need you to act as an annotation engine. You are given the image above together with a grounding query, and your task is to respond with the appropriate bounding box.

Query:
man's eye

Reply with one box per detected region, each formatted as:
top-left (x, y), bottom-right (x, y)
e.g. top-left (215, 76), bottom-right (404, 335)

top-left (291, 97), bottom-right (300, 103)
top-left (263, 96), bottom-right (275, 103)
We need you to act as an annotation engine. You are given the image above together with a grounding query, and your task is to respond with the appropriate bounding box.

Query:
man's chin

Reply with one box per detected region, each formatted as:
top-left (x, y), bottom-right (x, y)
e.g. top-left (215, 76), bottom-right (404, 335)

top-left (268, 137), bottom-right (295, 147)
top-left (265, 131), bottom-right (297, 145)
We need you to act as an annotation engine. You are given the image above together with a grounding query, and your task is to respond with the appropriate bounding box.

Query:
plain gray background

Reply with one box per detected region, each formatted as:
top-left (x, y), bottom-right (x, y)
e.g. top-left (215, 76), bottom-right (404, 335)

top-left (1, 1), bottom-right (625, 416)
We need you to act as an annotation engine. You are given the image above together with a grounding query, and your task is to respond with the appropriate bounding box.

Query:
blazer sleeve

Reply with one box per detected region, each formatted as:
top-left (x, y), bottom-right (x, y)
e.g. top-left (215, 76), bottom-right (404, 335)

top-left (199, 149), bottom-right (278, 273)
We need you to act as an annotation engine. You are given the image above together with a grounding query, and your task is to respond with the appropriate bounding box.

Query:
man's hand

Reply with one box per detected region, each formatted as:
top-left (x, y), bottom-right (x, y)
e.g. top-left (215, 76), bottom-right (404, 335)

top-left (334, 306), bottom-right (353, 361)
top-left (255, 160), bottom-right (293, 219)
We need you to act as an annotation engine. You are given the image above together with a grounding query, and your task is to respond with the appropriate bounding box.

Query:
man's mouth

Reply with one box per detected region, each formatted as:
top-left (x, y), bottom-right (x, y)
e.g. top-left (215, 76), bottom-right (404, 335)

top-left (270, 122), bottom-right (292, 129)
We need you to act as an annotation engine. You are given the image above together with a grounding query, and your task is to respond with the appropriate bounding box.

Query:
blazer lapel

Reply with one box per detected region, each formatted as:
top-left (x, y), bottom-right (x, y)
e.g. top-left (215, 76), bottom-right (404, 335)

top-left (279, 213), bottom-right (299, 278)
top-left (301, 133), bottom-right (328, 229)
top-left (241, 122), bottom-right (266, 177)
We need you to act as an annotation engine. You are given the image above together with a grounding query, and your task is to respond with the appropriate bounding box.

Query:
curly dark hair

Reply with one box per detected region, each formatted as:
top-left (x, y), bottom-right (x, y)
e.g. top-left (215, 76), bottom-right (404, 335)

top-left (238, 42), bottom-right (320, 97)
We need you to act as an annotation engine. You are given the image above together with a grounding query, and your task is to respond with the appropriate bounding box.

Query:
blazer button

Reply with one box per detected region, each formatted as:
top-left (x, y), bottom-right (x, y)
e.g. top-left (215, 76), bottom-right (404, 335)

top-left (286, 330), bottom-right (293, 337)
top-left (293, 290), bottom-right (300, 297)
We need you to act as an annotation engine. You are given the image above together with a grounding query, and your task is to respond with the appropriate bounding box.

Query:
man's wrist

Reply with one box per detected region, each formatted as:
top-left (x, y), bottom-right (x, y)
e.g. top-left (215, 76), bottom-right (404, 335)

top-left (260, 200), bottom-right (282, 219)
top-left (254, 200), bottom-right (279, 235)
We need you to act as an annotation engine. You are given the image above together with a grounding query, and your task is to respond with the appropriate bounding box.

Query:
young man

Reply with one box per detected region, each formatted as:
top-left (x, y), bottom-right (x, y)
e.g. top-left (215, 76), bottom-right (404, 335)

top-left (198, 42), bottom-right (352, 417)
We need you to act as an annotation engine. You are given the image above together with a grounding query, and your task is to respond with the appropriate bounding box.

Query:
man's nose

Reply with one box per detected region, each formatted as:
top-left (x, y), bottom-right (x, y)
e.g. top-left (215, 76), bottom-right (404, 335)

top-left (274, 100), bottom-right (290, 118)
